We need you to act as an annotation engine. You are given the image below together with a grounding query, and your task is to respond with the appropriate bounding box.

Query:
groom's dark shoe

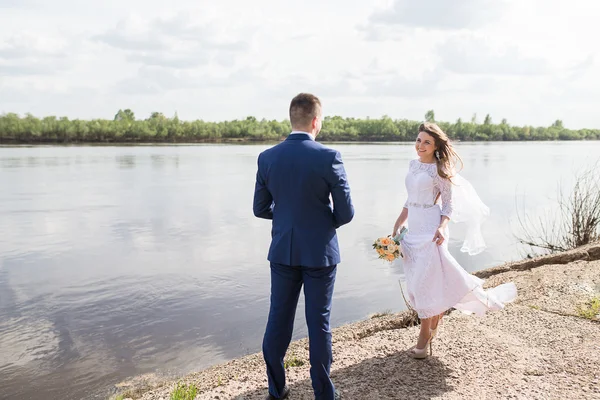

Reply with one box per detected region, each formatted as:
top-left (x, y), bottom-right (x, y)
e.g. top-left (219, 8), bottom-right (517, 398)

top-left (264, 385), bottom-right (290, 400)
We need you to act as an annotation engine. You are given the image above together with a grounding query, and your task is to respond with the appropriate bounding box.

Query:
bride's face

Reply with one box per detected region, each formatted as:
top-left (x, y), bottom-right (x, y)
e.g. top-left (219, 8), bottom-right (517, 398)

top-left (415, 131), bottom-right (437, 159)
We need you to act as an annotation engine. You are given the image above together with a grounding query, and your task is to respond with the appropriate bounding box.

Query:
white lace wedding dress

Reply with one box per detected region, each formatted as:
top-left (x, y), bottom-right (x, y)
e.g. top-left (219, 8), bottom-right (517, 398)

top-left (399, 159), bottom-right (517, 319)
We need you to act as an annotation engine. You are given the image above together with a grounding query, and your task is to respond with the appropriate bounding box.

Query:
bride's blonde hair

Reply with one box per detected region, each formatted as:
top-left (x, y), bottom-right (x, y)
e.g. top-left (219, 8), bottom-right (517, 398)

top-left (418, 122), bottom-right (463, 180)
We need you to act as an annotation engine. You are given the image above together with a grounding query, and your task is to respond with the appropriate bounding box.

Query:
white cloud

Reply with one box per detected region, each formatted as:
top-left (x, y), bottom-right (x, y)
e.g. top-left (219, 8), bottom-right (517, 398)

top-left (0, 32), bottom-right (73, 76)
top-left (0, 0), bottom-right (30, 7)
top-left (115, 67), bottom-right (205, 95)
top-left (338, 60), bottom-right (444, 98)
top-left (437, 34), bottom-right (549, 76)
top-left (363, 0), bottom-right (505, 40)
top-left (0, 0), bottom-right (598, 129)
top-left (0, 33), bottom-right (67, 59)
top-left (93, 13), bottom-right (250, 70)
top-left (125, 52), bottom-right (211, 69)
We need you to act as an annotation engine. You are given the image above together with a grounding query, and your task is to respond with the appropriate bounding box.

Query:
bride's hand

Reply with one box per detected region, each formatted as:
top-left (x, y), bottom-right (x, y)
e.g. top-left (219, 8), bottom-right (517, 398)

top-left (432, 228), bottom-right (445, 245)
top-left (392, 225), bottom-right (404, 237)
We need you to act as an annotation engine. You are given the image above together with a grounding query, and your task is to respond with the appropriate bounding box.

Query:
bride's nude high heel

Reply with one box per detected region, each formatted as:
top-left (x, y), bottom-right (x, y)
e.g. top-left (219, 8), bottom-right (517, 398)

top-left (408, 334), bottom-right (433, 359)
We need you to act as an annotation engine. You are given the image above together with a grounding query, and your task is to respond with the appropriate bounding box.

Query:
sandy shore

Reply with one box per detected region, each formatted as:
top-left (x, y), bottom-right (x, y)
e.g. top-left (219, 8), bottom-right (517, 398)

top-left (115, 244), bottom-right (600, 400)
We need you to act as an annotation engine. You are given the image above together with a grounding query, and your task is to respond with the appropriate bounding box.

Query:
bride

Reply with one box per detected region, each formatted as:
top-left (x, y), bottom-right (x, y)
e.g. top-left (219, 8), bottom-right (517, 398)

top-left (391, 122), bottom-right (517, 359)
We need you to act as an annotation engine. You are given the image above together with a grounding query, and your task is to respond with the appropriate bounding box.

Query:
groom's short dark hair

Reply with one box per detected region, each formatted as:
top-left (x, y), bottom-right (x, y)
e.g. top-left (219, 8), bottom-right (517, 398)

top-left (289, 93), bottom-right (321, 128)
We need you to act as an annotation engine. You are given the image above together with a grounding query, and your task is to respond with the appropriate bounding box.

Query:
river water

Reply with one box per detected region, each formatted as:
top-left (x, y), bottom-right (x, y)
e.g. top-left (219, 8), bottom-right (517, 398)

top-left (0, 141), bottom-right (598, 399)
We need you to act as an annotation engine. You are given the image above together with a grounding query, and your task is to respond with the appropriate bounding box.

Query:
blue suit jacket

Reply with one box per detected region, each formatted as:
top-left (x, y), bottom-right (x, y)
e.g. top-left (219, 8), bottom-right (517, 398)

top-left (253, 133), bottom-right (354, 267)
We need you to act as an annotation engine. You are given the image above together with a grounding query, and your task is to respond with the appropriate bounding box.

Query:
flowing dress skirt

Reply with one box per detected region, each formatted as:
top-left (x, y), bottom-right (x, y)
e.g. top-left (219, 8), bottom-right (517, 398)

top-left (400, 205), bottom-right (517, 319)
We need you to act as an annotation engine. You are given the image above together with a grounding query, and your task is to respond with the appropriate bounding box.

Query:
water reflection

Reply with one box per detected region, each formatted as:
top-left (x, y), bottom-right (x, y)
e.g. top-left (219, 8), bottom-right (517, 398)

top-left (1, 157), bottom-right (22, 169)
top-left (116, 154), bottom-right (136, 168)
top-left (150, 154), bottom-right (180, 169)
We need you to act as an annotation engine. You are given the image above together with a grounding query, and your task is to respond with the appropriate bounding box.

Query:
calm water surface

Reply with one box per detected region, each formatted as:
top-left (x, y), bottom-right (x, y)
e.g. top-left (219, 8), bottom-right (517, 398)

top-left (0, 142), bottom-right (598, 399)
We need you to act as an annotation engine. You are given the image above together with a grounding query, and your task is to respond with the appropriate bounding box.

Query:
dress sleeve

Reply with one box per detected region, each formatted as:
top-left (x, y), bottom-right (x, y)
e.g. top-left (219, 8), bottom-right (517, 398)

top-left (436, 174), bottom-right (453, 218)
top-left (403, 160), bottom-right (414, 209)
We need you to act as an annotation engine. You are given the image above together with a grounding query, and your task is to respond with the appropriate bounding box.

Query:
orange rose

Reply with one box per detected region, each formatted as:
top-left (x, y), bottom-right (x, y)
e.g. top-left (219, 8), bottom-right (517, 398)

top-left (380, 237), bottom-right (392, 246)
top-left (386, 253), bottom-right (395, 262)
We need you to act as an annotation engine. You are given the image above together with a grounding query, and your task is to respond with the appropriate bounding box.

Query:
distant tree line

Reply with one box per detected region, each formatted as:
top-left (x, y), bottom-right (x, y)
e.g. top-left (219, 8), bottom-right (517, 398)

top-left (0, 109), bottom-right (598, 143)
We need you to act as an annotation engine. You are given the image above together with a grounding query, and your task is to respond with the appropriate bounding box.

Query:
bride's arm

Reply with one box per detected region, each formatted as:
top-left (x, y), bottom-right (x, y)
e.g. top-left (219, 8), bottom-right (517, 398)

top-left (392, 203), bottom-right (409, 236)
top-left (433, 175), bottom-right (453, 244)
top-left (439, 215), bottom-right (450, 230)
top-left (437, 175), bottom-right (454, 221)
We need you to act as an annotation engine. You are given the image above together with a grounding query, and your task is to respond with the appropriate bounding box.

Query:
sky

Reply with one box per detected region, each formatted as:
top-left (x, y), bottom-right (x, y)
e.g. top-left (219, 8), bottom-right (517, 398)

top-left (0, 0), bottom-right (598, 128)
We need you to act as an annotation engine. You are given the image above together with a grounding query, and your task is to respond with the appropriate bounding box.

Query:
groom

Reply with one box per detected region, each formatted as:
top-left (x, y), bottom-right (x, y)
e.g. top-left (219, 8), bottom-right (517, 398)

top-left (253, 93), bottom-right (354, 400)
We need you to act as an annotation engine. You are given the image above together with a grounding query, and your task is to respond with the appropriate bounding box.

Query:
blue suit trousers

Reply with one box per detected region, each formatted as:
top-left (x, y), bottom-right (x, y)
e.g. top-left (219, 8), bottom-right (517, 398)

top-left (262, 262), bottom-right (337, 400)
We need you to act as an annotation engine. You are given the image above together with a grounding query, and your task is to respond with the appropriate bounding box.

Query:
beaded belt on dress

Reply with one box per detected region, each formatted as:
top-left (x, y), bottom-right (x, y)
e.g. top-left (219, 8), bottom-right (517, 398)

top-left (407, 202), bottom-right (436, 209)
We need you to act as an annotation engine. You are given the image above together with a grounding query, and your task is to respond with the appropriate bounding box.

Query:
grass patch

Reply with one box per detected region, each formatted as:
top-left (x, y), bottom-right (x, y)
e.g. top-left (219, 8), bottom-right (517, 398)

top-left (369, 309), bottom-right (393, 319)
top-left (284, 355), bottom-right (305, 369)
top-left (528, 305), bottom-right (540, 310)
top-left (113, 389), bottom-right (145, 400)
top-left (170, 382), bottom-right (198, 400)
top-left (577, 296), bottom-right (600, 320)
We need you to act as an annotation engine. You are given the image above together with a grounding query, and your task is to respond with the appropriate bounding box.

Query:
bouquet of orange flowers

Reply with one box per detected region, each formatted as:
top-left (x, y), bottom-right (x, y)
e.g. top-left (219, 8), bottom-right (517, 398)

top-left (373, 227), bottom-right (407, 262)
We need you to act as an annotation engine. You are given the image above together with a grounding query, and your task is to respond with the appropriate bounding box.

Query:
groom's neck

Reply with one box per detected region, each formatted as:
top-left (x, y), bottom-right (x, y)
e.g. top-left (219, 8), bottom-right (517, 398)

top-left (291, 126), bottom-right (318, 138)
